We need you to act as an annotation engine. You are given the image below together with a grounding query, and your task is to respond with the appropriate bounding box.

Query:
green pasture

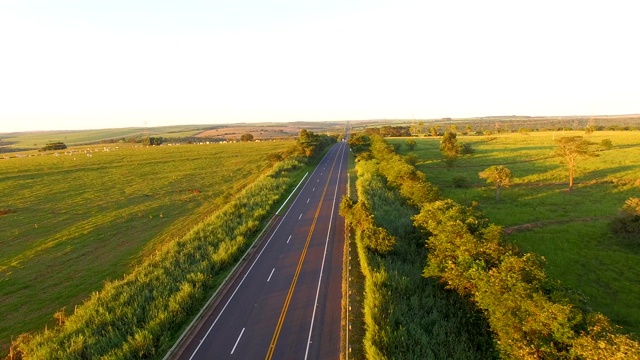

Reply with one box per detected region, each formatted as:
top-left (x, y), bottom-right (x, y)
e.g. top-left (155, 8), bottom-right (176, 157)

top-left (391, 130), bottom-right (640, 335)
top-left (0, 125), bottom-right (208, 150)
top-left (0, 140), bottom-right (290, 351)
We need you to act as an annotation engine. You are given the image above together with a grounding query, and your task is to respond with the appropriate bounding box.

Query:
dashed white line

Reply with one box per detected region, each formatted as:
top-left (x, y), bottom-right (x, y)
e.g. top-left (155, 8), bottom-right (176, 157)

top-left (287, 235), bottom-right (292, 243)
top-left (312, 187), bottom-right (315, 192)
top-left (267, 268), bottom-right (275, 282)
top-left (299, 213), bottom-right (303, 219)
top-left (231, 328), bottom-right (245, 354)
top-left (307, 198), bottom-right (310, 203)
top-left (305, 136), bottom-right (346, 359)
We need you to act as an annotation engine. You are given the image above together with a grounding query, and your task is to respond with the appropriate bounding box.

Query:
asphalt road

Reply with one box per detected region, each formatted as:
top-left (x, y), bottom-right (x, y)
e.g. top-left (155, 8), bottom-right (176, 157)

top-left (177, 141), bottom-right (348, 360)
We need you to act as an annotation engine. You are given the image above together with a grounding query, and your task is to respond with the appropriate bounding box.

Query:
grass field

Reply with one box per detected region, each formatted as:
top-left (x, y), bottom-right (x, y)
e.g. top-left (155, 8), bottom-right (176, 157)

top-left (391, 130), bottom-right (640, 335)
top-left (0, 125), bottom-right (210, 150)
top-left (0, 140), bottom-right (290, 352)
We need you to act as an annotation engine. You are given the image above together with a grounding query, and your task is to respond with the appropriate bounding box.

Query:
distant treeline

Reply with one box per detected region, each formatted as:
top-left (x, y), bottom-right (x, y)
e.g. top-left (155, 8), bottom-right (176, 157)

top-left (351, 117), bottom-right (640, 138)
top-left (407, 117), bottom-right (640, 136)
top-left (99, 136), bottom-right (238, 145)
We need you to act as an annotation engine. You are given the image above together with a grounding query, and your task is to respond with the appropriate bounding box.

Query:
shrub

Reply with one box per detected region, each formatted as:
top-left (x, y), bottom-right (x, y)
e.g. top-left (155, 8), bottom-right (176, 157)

top-left (600, 138), bottom-right (613, 150)
top-left (460, 143), bottom-right (475, 155)
top-left (452, 176), bottom-right (470, 188)
top-left (610, 197), bottom-right (640, 239)
top-left (405, 139), bottom-right (417, 150)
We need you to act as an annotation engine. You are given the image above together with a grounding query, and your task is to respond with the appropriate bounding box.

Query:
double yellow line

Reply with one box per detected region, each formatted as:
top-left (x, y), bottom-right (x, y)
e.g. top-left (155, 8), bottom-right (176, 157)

top-left (264, 148), bottom-right (340, 360)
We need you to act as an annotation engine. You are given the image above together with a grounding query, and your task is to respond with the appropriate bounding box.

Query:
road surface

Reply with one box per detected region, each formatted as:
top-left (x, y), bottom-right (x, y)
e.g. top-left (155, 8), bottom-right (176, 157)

top-left (176, 141), bottom-right (348, 360)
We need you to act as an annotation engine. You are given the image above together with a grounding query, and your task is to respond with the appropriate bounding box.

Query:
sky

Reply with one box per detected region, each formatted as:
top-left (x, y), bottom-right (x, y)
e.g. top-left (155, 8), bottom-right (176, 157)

top-left (1, 0), bottom-right (638, 132)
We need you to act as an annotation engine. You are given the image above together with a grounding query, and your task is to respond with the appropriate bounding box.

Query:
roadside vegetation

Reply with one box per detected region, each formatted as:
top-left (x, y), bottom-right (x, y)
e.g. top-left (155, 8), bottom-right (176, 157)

top-left (344, 131), bottom-right (640, 359)
top-left (0, 141), bottom-right (288, 355)
top-left (340, 134), bottom-right (497, 359)
top-left (4, 130), bottom-right (336, 358)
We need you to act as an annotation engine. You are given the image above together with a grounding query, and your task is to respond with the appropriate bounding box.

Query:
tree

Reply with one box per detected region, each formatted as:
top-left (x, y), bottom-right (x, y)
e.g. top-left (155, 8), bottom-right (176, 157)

top-left (479, 165), bottom-right (512, 201)
top-left (39, 141), bottom-right (67, 151)
top-left (440, 131), bottom-right (461, 164)
top-left (240, 133), bottom-right (254, 142)
top-left (555, 136), bottom-right (594, 191)
top-left (405, 139), bottom-right (417, 150)
top-left (143, 136), bottom-right (163, 146)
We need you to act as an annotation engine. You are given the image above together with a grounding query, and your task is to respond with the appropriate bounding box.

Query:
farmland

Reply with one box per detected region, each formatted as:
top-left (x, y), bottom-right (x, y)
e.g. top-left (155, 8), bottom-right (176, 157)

top-left (0, 125), bottom-right (210, 151)
top-left (0, 140), bottom-right (291, 353)
top-left (391, 130), bottom-right (640, 336)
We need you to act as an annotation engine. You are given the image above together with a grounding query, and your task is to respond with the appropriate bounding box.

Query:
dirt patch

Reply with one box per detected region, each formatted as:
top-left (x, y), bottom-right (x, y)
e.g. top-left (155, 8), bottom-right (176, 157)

top-left (0, 209), bottom-right (16, 216)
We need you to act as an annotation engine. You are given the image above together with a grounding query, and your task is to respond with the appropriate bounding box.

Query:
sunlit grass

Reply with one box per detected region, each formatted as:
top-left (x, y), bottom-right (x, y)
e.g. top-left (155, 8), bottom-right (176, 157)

top-left (0, 140), bottom-right (290, 353)
top-left (510, 221), bottom-right (640, 335)
top-left (391, 130), bottom-right (640, 335)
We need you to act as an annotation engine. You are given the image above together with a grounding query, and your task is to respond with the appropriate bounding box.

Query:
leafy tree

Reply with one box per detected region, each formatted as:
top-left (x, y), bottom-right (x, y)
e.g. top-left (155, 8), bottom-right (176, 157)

top-left (240, 133), bottom-right (254, 142)
top-left (143, 136), bottom-right (163, 146)
top-left (39, 141), bottom-right (67, 151)
top-left (405, 139), bottom-right (417, 150)
top-left (347, 133), bottom-right (371, 154)
top-left (294, 129), bottom-right (336, 157)
top-left (555, 136), bottom-right (595, 191)
top-left (479, 165), bottom-right (513, 201)
top-left (440, 131), bottom-right (460, 158)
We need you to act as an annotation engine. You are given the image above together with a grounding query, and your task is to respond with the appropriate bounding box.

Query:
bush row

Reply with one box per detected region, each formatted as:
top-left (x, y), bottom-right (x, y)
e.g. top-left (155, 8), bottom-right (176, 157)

top-left (13, 159), bottom-right (303, 359)
top-left (414, 199), bottom-right (640, 359)
top-left (341, 135), bottom-right (497, 359)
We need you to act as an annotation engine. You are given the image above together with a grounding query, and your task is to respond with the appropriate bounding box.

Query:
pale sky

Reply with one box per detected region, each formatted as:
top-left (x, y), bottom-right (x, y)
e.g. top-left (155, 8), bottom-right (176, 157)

top-left (1, 0), bottom-right (638, 132)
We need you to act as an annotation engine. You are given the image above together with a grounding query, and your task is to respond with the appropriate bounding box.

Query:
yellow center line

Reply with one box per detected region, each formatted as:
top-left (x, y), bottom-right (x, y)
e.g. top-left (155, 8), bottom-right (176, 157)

top-left (264, 149), bottom-right (340, 360)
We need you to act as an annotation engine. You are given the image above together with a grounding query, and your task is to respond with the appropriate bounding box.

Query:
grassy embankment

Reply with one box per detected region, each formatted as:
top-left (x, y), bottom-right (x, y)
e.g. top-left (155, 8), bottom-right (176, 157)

top-left (0, 140), bottom-right (291, 355)
top-left (391, 130), bottom-right (640, 335)
top-left (342, 147), bottom-right (366, 359)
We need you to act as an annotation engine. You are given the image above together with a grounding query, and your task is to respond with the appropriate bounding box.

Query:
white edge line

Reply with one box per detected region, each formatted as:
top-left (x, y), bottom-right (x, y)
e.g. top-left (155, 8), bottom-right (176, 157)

top-left (187, 144), bottom-right (335, 360)
top-left (230, 328), bottom-right (245, 354)
top-left (276, 172), bottom-right (308, 215)
top-left (304, 142), bottom-right (346, 360)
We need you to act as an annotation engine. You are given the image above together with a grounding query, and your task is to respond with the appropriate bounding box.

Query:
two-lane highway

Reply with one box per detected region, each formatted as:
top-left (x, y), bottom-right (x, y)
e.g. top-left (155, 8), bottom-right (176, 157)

top-left (177, 141), bottom-right (348, 360)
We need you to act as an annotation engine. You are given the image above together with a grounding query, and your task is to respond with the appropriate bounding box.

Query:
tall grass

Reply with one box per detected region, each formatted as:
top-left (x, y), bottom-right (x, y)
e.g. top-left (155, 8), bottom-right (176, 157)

top-left (12, 159), bottom-right (302, 359)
